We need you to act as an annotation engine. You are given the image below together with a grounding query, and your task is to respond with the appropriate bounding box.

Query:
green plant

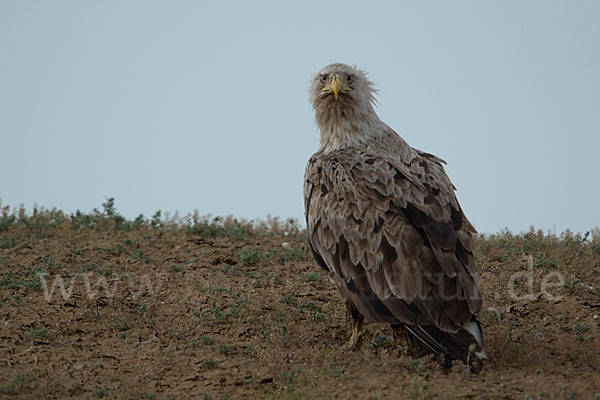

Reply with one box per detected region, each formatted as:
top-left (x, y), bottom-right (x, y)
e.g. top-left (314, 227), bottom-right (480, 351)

top-left (171, 263), bottom-right (183, 272)
top-left (273, 274), bottom-right (283, 286)
top-left (280, 292), bottom-right (298, 307)
top-left (23, 323), bottom-right (49, 339)
top-left (280, 369), bottom-right (304, 398)
top-left (237, 247), bottom-right (261, 265)
top-left (222, 264), bottom-right (241, 276)
top-left (0, 235), bottom-right (17, 249)
top-left (112, 317), bottom-right (129, 332)
top-left (408, 376), bottom-right (429, 398)
top-left (218, 344), bottom-right (233, 354)
top-left (300, 271), bottom-right (322, 283)
top-left (0, 374), bottom-right (36, 394)
top-left (133, 249), bottom-right (149, 262)
top-left (1, 269), bottom-right (42, 291)
top-left (279, 245), bottom-right (310, 262)
top-left (201, 335), bottom-right (215, 345)
top-left (304, 301), bottom-right (325, 319)
top-left (151, 210), bottom-right (162, 228)
top-left (94, 387), bottom-right (109, 397)
top-left (202, 358), bottom-right (218, 368)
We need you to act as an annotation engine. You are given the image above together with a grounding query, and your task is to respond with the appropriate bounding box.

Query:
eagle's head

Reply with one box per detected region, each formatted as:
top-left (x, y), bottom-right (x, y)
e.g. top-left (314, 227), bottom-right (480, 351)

top-left (309, 63), bottom-right (381, 151)
top-left (310, 63), bottom-right (376, 110)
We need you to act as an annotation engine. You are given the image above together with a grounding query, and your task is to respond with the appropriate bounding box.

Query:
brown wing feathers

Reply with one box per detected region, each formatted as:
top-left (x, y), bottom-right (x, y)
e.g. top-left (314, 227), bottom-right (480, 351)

top-left (304, 148), bottom-right (483, 369)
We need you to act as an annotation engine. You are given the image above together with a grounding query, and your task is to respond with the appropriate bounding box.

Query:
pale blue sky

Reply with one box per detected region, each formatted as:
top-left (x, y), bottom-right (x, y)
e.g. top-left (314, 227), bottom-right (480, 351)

top-left (1, 1), bottom-right (599, 234)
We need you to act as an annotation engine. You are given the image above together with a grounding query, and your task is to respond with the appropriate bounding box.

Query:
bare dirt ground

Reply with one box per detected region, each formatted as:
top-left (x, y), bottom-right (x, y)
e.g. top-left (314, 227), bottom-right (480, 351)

top-left (1, 205), bottom-right (599, 399)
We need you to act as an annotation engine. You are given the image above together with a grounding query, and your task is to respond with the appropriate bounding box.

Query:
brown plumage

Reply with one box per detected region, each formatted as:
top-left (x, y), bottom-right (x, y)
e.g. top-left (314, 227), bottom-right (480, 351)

top-left (304, 63), bottom-right (485, 371)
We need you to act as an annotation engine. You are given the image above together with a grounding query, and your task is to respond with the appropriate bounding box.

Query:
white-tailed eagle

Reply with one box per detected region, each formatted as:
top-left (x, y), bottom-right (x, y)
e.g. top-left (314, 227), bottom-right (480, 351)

top-left (304, 63), bottom-right (485, 371)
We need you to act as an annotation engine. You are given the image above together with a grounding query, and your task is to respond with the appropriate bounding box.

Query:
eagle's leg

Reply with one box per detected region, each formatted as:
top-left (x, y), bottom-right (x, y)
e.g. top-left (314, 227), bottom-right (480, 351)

top-left (391, 324), bottom-right (422, 356)
top-left (391, 324), bottom-right (408, 348)
top-left (346, 302), bottom-right (364, 350)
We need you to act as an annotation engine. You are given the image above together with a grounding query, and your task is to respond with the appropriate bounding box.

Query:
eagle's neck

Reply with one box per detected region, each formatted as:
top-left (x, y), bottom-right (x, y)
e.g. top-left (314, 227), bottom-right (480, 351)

top-left (316, 101), bottom-right (386, 153)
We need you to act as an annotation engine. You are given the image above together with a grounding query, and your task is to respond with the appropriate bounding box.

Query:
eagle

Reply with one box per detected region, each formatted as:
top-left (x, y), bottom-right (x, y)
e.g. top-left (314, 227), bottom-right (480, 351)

top-left (304, 63), bottom-right (485, 371)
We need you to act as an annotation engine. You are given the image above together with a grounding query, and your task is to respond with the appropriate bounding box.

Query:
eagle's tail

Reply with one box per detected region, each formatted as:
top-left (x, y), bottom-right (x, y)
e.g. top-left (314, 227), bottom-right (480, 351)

top-left (401, 321), bottom-right (486, 372)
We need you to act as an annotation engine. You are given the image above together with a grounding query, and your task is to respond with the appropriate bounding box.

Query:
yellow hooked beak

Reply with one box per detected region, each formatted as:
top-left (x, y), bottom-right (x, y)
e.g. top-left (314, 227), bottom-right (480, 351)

top-left (331, 74), bottom-right (342, 100)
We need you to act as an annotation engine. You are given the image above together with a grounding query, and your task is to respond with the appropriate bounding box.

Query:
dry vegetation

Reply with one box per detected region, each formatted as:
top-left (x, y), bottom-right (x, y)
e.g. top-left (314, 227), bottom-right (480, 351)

top-left (1, 199), bottom-right (599, 399)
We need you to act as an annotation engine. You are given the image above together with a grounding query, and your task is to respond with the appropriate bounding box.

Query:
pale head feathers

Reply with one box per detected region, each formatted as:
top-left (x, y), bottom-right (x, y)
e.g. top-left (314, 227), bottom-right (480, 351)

top-left (310, 63), bottom-right (385, 153)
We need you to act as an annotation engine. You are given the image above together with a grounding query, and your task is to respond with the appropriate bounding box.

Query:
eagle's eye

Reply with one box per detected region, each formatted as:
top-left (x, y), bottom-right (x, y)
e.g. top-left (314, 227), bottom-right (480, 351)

top-left (319, 75), bottom-right (327, 83)
top-left (347, 75), bottom-right (354, 84)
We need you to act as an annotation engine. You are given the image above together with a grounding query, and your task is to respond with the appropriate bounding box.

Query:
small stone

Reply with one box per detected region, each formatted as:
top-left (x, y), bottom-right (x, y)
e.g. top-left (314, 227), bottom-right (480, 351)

top-left (74, 362), bottom-right (85, 370)
top-left (534, 331), bottom-right (544, 340)
top-left (282, 242), bottom-right (291, 249)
